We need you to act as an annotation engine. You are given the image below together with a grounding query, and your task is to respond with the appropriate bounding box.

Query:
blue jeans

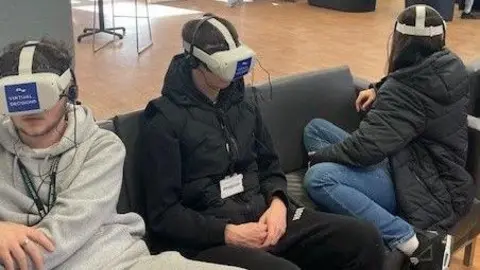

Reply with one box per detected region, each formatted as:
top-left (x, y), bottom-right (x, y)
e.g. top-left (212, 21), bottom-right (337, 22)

top-left (303, 119), bottom-right (414, 249)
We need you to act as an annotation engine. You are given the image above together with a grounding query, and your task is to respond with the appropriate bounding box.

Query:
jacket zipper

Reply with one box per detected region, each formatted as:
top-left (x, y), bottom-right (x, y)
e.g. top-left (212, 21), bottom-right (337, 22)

top-left (224, 125), bottom-right (239, 164)
top-left (218, 110), bottom-right (256, 219)
top-left (221, 120), bottom-right (241, 205)
top-left (218, 111), bottom-right (240, 175)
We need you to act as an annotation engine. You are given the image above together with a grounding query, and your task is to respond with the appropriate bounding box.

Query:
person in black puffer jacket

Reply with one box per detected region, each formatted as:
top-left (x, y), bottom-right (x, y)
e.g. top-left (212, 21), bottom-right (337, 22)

top-left (304, 5), bottom-right (474, 270)
top-left (139, 13), bottom-right (384, 270)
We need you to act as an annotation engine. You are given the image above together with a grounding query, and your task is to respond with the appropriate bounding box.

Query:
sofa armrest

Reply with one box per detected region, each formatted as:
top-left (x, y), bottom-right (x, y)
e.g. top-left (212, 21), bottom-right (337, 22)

top-left (467, 115), bottom-right (480, 199)
top-left (468, 115), bottom-right (480, 131)
top-left (353, 76), bottom-right (372, 94)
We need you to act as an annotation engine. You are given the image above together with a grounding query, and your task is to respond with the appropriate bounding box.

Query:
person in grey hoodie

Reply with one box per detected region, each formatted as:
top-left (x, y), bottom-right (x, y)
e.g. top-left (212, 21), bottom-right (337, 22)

top-left (0, 39), bottom-right (244, 270)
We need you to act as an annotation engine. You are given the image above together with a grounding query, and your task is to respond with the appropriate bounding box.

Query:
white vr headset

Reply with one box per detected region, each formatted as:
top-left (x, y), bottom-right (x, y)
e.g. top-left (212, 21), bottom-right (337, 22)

top-left (183, 16), bottom-right (256, 82)
top-left (0, 41), bottom-right (73, 116)
top-left (395, 5), bottom-right (446, 37)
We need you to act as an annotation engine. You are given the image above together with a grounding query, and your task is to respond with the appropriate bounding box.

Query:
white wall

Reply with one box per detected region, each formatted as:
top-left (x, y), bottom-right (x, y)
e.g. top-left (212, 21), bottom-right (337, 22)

top-left (0, 0), bottom-right (74, 52)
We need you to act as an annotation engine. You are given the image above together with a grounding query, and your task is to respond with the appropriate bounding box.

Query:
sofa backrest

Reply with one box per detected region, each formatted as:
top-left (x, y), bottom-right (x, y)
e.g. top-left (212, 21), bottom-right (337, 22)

top-left (105, 66), bottom-right (360, 214)
top-left (112, 110), bottom-right (145, 215)
top-left (467, 120), bottom-right (480, 199)
top-left (103, 60), bottom-right (480, 216)
top-left (466, 60), bottom-right (480, 198)
top-left (246, 66), bottom-right (361, 174)
top-left (467, 60), bottom-right (480, 116)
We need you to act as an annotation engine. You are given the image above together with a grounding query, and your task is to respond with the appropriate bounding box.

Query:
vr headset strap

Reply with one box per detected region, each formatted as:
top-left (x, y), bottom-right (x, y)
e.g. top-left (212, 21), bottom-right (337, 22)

top-left (18, 41), bottom-right (40, 75)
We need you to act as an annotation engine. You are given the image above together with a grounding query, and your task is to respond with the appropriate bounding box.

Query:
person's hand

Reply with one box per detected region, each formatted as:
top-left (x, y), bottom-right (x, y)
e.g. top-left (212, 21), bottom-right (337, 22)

top-left (355, 89), bottom-right (376, 112)
top-left (0, 222), bottom-right (55, 270)
top-left (259, 197), bottom-right (287, 248)
top-left (225, 223), bottom-right (268, 249)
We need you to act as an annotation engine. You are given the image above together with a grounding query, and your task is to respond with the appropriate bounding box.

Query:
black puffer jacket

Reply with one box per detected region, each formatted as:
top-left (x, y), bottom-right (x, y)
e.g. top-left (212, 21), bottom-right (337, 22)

top-left (311, 49), bottom-right (475, 231)
top-left (139, 54), bottom-right (288, 253)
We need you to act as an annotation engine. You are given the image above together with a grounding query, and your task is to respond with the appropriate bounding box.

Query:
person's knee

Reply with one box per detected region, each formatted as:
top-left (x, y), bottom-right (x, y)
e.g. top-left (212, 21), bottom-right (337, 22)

top-left (240, 253), bottom-right (300, 270)
top-left (354, 221), bottom-right (384, 268)
top-left (330, 217), bottom-right (383, 253)
top-left (347, 220), bottom-right (384, 258)
top-left (304, 163), bottom-right (340, 191)
top-left (354, 220), bottom-right (383, 249)
top-left (266, 258), bottom-right (300, 270)
top-left (195, 246), bottom-right (299, 270)
top-left (336, 219), bottom-right (384, 269)
top-left (304, 118), bottom-right (331, 136)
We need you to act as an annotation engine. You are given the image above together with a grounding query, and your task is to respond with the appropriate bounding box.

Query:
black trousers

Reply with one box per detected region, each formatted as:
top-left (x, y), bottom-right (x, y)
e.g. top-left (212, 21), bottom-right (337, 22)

top-left (194, 209), bottom-right (384, 270)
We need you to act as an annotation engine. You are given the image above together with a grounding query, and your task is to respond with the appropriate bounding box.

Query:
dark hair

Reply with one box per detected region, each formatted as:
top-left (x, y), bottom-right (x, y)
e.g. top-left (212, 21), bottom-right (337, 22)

top-left (182, 14), bottom-right (240, 55)
top-left (387, 5), bottom-right (445, 74)
top-left (0, 39), bottom-right (72, 79)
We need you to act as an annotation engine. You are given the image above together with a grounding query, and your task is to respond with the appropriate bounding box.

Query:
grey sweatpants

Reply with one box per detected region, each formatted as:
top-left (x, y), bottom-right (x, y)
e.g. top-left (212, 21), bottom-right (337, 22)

top-left (130, 251), bottom-right (245, 270)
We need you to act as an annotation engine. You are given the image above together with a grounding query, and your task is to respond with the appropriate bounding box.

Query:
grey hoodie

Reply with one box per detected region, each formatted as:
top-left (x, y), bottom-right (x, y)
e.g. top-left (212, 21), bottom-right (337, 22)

top-left (0, 105), bottom-right (244, 270)
top-left (0, 105), bottom-right (149, 269)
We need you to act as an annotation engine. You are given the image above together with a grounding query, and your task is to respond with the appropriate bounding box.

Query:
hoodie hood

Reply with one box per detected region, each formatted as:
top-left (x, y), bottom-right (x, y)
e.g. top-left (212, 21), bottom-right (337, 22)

top-left (389, 49), bottom-right (468, 105)
top-left (161, 53), bottom-right (245, 110)
top-left (0, 104), bottom-right (97, 159)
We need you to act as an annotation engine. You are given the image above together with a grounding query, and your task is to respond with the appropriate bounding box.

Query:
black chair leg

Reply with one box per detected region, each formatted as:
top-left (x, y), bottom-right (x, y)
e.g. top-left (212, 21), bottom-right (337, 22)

top-left (77, 28), bottom-right (125, 42)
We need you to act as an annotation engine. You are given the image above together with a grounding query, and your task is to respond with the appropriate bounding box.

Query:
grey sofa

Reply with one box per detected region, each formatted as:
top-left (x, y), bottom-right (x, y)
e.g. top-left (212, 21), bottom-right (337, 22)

top-left (308, 0), bottom-right (376, 13)
top-left (102, 60), bottom-right (480, 267)
top-left (405, 0), bottom-right (455, 21)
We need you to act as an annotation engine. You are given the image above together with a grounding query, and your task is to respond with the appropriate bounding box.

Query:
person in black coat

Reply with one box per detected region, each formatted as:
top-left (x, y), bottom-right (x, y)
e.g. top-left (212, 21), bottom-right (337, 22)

top-left (304, 5), bottom-right (474, 270)
top-left (139, 13), bottom-right (384, 270)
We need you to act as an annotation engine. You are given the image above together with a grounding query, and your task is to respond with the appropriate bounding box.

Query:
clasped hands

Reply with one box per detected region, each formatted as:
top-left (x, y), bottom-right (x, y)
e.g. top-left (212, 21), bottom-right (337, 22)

top-left (225, 197), bottom-right (287, 249)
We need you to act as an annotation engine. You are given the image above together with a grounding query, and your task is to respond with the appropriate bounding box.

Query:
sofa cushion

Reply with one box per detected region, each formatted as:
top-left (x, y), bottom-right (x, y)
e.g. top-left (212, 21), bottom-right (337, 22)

top-left (406, 0), bottom-right (454, 21)
top-left (289, 167), bottom-right (480, 251)
top-left (97, 119), bottom-right (114, 132)
top-left (466, 116), bottom-right (480, 199)
top-left (467, 60), bottom-right (480, 116)
top-left (98, 119), bottom-right (134, 214)
top-left (308, 0), bottom-right (376, 12)
top-left (285, 169), bottom-right (318, 209)
top-left (246, 66), bottom-right (361, 174)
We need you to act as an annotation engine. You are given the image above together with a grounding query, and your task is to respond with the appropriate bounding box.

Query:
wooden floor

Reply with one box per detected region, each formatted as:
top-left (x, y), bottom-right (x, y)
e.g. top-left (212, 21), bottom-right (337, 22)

top-left (71, 0), bottom-right (480, 268)
top-left (453, 242), bottom-right (478, 270)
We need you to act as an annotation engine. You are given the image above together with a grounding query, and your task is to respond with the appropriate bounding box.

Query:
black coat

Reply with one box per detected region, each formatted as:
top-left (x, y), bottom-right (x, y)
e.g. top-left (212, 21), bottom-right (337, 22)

top-left (311, 49), bottom-right (475, 231)
top-left (139, 54), bottom-right (288, 253)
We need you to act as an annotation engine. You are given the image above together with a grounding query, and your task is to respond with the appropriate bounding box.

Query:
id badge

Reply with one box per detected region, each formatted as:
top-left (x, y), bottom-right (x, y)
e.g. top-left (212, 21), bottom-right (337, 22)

top-left (220, 173), bottom-right (244, 199)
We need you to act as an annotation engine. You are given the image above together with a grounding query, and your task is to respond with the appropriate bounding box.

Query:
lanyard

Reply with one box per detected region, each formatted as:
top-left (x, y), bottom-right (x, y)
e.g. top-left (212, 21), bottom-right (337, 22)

top-left (218, 113), bottom-right (237, 175)
top-left (17, 158), bottom-right (60, 218)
